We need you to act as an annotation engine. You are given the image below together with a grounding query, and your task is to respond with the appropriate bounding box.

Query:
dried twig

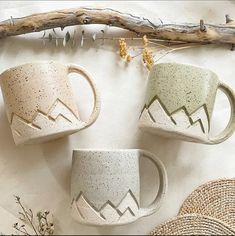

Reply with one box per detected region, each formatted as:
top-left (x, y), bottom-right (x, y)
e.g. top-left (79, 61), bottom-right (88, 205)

top-left (13, 196), bottom-right (54, 236)
top-left (14, 196), bottom-right (38, 235)
top-left (1, 7), bottom-right (235, 45)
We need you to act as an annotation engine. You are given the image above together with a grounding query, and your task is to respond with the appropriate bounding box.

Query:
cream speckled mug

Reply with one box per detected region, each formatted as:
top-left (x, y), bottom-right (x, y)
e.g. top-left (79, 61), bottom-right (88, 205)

top-left (71, 149), bottom-right (167, 226)
top-left (0, 61), bottom-right (101, 145)
top-left (139, 63), bottom-right (235, 144)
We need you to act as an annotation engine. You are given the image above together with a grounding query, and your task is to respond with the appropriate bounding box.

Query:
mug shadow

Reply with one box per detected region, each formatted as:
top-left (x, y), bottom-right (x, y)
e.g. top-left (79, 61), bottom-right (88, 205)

top-left (136, 130), bottom-right (194, 207)
top-left (0, 101), bottom-right (72, 196)
top-left (0, 105), bottom-right (49, 210)
top-left (96, 223), bottom-right (135, 235)
top-left (69, 220), bottom-right (139, 235)
top-left (40, 136), bottom-right (72, 194)
top-left (0, 106), bottom-right (17, 148)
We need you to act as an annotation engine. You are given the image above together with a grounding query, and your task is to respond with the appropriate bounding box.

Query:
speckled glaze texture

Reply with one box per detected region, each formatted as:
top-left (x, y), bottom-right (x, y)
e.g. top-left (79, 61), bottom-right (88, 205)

top-left (145, 63), bottom-right (219, 117)
top-left (0, 61), bottom-right (101, 145)
top-left (71, 149), bottom-right (167, 226)
top-left (139, 63), bottom-right (235, 144)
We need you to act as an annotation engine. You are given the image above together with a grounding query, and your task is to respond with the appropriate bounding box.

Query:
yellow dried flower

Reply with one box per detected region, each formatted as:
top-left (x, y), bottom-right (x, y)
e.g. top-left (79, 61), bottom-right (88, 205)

top-left (118, 38), bottom-right (132, 63)
top-left (126, 55), bottom-right (132, 63)
top-left (142, 48), bottom-right (154, 70)
top-left (119, 38), bottom-right (128, 59)
top-left (143, 35), bottom-right (148, 47)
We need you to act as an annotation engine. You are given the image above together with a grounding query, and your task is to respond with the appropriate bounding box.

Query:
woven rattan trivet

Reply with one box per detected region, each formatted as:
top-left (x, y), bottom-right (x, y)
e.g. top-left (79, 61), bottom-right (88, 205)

top-left (150, 214), bottom-right (235, 235)
top-left (178, 178), bottom-right (235, 227)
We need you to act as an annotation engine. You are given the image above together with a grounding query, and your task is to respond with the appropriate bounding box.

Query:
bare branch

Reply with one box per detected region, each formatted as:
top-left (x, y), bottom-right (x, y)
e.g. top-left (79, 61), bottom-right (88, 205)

top-left (0, 7), bottom-right (235, 44)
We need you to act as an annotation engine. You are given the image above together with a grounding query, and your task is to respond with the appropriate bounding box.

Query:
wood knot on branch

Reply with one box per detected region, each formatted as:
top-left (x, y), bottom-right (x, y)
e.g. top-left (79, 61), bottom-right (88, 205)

top-left (83, 17), bottom-right (92, 24)
top-left (200, 19), bottom-right (207, 32)
top-left (231, 44), bottom-right (235, 51)
top-left (225, 14), bottom-right (234, 24)
top-left (10, 16), bottom-right (15, 26)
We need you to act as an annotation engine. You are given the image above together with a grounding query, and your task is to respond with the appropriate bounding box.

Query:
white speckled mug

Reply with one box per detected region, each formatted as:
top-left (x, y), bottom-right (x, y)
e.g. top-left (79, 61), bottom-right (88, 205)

top-left (139, 63), bottom-right (235, 144)
top-left (71, 149), bottom-right (167, 226)
top-left (0, 61), bottom-right (101, 145)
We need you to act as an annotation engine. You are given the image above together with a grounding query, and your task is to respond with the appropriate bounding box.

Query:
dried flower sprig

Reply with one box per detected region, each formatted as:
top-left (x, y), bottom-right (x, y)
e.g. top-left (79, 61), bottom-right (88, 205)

top-left (117, 34), bottom-right (205, 70)
top-left (40, 28), bottom-right (205, 69)
top-left (143, 35), bottom-right (149, 47)
top-left (142, 48), bottom-right (154, 70)
top-left (119, 38), bottom-right (128, 58)
top-left (142, 35), bottom-right (154, 70)
top-left (13, 196), bottom-right (54, 236)
top-left (118, 35), bottom-right (155, 70)
top-left (37, 211), bottom-right (54, 235)
top-left (118, 38), bottom-right (132, 63)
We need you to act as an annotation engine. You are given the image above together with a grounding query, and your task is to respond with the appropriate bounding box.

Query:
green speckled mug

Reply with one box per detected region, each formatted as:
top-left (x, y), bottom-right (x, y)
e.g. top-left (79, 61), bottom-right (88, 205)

top-left (139, 63), bottom-right (235, 144)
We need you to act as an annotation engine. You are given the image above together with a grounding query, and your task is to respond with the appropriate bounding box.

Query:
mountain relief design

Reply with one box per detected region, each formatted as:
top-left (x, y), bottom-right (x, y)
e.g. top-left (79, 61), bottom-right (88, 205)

top-left (11, 99), bottom-right (85, 144)
top-left (139, 96), bottom-right (210, 139)
top-left (71, 190), bottom-right (139, 225)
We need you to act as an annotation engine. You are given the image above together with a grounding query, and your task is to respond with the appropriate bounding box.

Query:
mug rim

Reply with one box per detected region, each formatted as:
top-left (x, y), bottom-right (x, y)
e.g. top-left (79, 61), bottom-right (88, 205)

top-left (0, 60), bottom-right (63, 77)
top-left (72, 149), bottom-right (144, 160)
top-left (152, 62), bottom-right (219, 78)
top-left (73, 148), bottom-right (142, 153)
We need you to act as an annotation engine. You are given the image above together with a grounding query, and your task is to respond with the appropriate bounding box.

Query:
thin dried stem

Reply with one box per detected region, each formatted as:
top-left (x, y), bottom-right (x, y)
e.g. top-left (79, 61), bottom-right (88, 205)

top-left (154, 44), bottom-right (201, 62)
top-left (13, 227), bottom-right (30, 236)
top-left (14, 196), bottom-right (39, 235)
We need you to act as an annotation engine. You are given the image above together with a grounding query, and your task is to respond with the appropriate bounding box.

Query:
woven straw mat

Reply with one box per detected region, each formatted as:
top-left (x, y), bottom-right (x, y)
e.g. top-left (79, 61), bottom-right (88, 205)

top-left (150, 214), bottom-right (235, 235)
top-left (178, 178), bottom-right (235, 227)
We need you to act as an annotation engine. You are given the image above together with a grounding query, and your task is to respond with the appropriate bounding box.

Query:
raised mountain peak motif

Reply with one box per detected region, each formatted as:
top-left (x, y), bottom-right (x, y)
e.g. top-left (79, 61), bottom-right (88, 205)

top-left (71, 190), bottom-right (139, 225)
top-left (139, 98), bottom-right (209, 139)
top-left (11, 99), bottom-right (85, 145)
top-left (117, 190), bottom-right (139, 215)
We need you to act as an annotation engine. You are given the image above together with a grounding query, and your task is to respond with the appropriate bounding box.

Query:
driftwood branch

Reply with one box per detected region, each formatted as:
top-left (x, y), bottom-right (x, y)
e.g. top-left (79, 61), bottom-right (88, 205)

top-left (1, 7), bottom-right (235, 44)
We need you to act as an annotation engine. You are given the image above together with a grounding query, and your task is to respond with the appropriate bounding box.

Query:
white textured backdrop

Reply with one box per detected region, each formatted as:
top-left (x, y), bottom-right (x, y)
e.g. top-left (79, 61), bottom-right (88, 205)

top-left (0, 1), bottom-right (235, 234)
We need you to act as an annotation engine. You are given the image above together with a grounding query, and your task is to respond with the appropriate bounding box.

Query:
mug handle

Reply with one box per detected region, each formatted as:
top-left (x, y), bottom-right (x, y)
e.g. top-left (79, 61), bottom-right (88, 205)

top-left (67, 64), bottom-right (101, 129)
top-left (138, 150), bottom-right (167, 217)
top-left (208, 82), bottom-right (235, 144)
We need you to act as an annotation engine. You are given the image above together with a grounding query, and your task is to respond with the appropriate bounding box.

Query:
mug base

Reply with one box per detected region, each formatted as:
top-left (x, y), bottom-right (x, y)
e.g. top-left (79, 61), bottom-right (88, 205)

top-left (72, 217), bottom-right (138, 226)
top-left (14, 128), bottom-right (79, 145)
top-left (139, 123), bottom-right (208, 144)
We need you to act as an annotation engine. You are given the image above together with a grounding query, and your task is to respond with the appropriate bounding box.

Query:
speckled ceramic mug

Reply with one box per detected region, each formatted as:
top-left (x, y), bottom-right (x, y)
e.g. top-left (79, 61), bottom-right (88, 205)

top-left (139, 63), bottom-right (235, 144)
top-left (71, 149), bottom-right (167, 226)
top-left (0, 61), bottom-right (101, 145)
